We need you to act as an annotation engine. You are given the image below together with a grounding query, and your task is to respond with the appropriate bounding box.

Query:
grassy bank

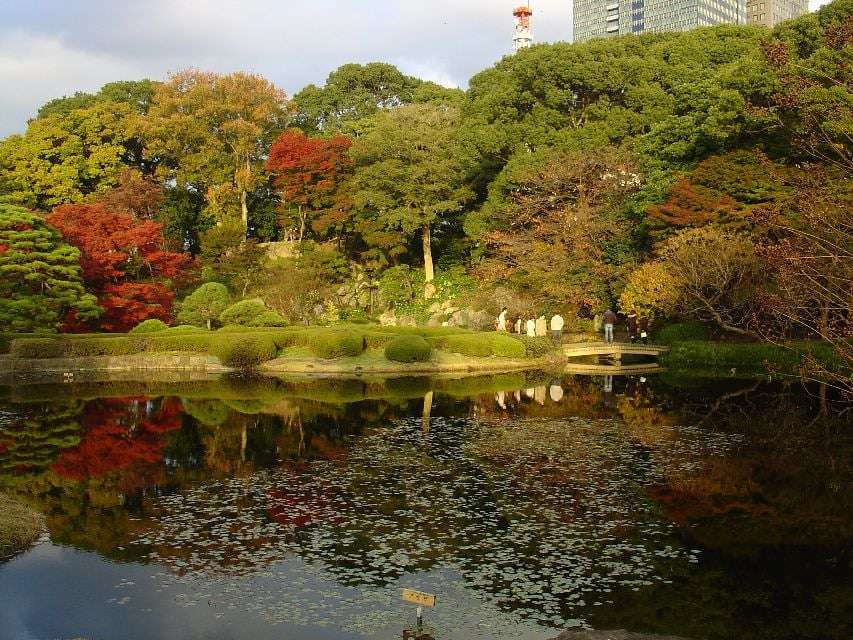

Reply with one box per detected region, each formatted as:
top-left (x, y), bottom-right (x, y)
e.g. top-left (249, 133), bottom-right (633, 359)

top-left (1, 325), bottom-right (554, 373)
top-left (0, 494), bottom-right (42, 561)
top-left (659, 339), bottom-right (843, 378)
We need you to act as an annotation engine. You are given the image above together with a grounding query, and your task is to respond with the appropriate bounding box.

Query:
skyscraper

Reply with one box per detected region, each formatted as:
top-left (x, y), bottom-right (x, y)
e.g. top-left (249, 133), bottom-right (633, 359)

top-left (573, 0), bottom-right (748, 43)
top-left (746, 0), bottom-right (807, 28)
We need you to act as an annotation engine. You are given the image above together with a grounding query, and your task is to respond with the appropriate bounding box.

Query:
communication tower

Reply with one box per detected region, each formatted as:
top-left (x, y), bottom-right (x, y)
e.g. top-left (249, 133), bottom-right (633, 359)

top-left (512, 4), bottom-right (533, 52)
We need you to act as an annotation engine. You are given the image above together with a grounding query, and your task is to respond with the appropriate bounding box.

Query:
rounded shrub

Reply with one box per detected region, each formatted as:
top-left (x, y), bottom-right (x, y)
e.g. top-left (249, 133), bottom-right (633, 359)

top-left (254, 311), bottom-right (289, 327)
top-left (129, 319), bottom-right (169, 334)
top-left (219, 299), bottom-right (268, 327)
top-left (308, 328), bottom-right (365, 359)
top-left (384, 334), bottom-right (432, 363)
top-left (211, 334), bottom-right (277, 368)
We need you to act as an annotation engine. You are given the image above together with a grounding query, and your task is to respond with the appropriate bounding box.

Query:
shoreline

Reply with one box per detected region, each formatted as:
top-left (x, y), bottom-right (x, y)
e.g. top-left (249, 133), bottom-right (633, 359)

top-left (0, 351), bottom-right (562, 386)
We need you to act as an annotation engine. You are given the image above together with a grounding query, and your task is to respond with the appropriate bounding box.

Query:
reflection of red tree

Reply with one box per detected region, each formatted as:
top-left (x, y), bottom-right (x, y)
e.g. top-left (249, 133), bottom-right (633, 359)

top-left (51, 397), bottom-right (182, 481)
top-left (267, 463), bottom-right (347, 529)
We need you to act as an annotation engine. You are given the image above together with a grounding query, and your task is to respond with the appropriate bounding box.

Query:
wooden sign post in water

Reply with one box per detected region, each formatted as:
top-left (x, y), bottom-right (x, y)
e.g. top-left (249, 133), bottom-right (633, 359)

top-left (402, 588), bottom-right (436, 634)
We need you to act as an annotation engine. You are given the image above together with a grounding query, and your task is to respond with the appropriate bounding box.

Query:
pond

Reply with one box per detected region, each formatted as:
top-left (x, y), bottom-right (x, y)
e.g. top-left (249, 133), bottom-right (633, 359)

top-left (0, 371), bottom-right (850, 640)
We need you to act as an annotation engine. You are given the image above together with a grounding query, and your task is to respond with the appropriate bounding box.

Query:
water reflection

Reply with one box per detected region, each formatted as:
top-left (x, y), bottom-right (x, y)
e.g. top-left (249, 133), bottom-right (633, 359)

top-left (0, 373), bottom-right (849, 640)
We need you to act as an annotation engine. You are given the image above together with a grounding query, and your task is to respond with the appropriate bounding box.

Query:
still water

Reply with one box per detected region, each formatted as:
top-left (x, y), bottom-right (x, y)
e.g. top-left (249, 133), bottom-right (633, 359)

top-left (0, 371), bottom-right (849, 640)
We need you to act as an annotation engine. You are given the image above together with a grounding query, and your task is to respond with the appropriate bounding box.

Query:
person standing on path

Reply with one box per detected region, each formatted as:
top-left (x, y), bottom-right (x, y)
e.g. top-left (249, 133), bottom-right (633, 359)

top-left (626, 309), bottom-right (638, 343)
top-left (526, 316), bottom-right (536, 337)
top-left (550, 312), bottom-right (564, 346)
top-left (535, 314), bottom-right (547, 337)
top-left (602, 307), bottom-right (617, 343)
top-left (639, 312), bottom-right (649, 344)
top-left (496, 307), bottom-right (508, 331)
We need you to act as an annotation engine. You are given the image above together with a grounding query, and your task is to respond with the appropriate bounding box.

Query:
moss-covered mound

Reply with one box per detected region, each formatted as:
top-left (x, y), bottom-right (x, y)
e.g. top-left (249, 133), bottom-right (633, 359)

top-left (384, 334), bottom-right (433, 363)
top-left (308, 328), bottom-right (365, 359)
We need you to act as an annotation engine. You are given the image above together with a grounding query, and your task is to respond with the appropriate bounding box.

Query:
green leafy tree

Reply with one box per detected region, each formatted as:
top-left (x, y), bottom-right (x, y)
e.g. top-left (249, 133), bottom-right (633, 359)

top-left (350, 103), bottom-right (471, 296)
top-left (198, 219), bottom-right (266, 296)
top-left (142, 69), bottom-right (291, 229)
top-left (0, 102), bottom-right (138, 209)
top-left (293, 63), bottom-right (460, 136)
top-left (177, 282), bottom-right (231, 329)
top-left (0, 205), bottom-right (99, 331)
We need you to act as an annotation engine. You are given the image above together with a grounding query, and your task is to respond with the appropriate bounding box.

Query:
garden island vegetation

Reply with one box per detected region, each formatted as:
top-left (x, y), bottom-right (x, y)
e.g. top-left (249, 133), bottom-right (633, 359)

top-left (0, 1), bottom-right (849, 393)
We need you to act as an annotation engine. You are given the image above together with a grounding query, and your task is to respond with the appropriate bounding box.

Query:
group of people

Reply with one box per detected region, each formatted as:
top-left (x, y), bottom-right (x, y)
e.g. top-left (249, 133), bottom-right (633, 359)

top-left (496, 307), bottom-right (564, 346)
top-left (495, 305), bottom-right (650, 345)
top-left (601, 307), bottom-right (649, 344)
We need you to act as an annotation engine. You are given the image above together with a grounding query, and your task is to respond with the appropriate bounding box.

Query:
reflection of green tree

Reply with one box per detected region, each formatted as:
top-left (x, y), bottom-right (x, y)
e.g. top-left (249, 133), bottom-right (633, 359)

top-left (0, 400), bottom-right (84, 490)
top-left (183, 399), bottom-right (230, 426)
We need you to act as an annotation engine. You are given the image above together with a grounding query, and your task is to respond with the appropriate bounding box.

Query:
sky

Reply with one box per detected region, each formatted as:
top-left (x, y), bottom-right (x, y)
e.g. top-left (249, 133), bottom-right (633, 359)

top-left (0, 0), bottom-right (833, 138)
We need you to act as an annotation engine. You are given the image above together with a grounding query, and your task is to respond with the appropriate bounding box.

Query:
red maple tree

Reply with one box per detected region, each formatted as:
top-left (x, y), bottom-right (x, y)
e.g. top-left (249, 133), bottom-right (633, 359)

top-left (46, 203), bottom-right (196, 331)
top-left (266, 129), bottom-right (353, 243)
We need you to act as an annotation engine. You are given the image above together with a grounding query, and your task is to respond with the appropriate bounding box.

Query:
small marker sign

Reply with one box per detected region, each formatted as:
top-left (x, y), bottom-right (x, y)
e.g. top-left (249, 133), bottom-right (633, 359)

top-left (402, 588), bottom-right (436, 607)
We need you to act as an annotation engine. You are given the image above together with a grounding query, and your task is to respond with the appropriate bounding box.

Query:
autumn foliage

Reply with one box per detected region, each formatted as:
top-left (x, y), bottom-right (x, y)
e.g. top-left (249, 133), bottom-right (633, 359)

top-left (46, 203), bottom-right (196, 331)
top-left (266, 129), bottom-right (353, 241)
top-left (51, 397), bottom-right (182, 482)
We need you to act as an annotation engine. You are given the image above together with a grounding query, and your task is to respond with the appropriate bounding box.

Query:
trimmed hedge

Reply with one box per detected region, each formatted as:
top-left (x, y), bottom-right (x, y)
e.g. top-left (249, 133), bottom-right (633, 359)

top-left (1, 333), bottom-right (54, 353)
top-left (384, 334), bottom-right (432, 363)
top-left (10, 338), bottom-right (64, 359)
top-left (210, 334), bottom-right (277, 368)
top-left (129, 319), bottom-right (169, 334)
top-left (308, 328), bottom-right (365, 359)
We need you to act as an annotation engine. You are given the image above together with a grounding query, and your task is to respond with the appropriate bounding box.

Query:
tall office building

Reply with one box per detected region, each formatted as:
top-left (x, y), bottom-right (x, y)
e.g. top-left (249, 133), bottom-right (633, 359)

top-left (747, 0), bottom-right (807, 28)
top-left (573, 0), bottom-right (748, 43)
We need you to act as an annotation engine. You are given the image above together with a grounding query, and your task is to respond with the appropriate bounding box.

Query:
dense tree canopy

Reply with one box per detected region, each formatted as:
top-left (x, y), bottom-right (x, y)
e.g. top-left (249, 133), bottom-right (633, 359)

top-left (141, 70), bottom-right (291, 228)
top-left (350, 103), bottom-right (471, 294)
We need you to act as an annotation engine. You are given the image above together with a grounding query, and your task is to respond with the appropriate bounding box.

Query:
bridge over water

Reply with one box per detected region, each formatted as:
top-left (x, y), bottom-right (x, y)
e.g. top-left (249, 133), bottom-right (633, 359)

top-left (562, 342), bottom-right (669, 360)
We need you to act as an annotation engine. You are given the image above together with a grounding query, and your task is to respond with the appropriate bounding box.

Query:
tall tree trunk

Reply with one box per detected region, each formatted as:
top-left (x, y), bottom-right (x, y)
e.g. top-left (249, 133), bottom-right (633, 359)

top-left (240, 188), bottom-right (248, 229)
top-left (422, 223), bottom-right (435, 298)
top-left (298, 205), bottom-right (306, 244)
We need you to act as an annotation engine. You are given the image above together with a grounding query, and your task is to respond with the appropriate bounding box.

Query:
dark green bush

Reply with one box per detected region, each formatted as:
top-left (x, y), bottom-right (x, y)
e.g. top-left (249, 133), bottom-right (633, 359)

top-left (129, 319), bottom-right (169, 334)
top-left (657, 321), bottom-right (709, 344)
top-left (384, 334), bottom-right (433, 363)
top-left (211, 334), bottom-right (277, 368)
top-left (511, 334), bottom-right (551, 358)
top-left (10, 338), bottom-right (64, 359)
top-left (308, 328), bottom-right (365, 359)
top-left (219, 299), bottom-right (268, 326)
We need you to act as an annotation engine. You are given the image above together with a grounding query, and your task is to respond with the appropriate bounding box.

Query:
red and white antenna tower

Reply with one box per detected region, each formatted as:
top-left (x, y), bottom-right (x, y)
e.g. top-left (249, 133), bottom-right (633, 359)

top-left (512, 3), bottom-right (533, 52)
